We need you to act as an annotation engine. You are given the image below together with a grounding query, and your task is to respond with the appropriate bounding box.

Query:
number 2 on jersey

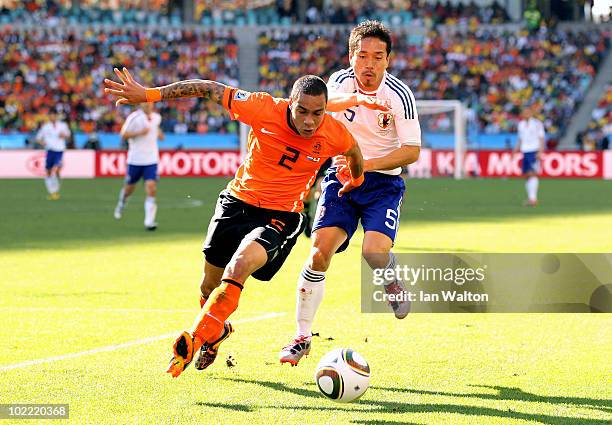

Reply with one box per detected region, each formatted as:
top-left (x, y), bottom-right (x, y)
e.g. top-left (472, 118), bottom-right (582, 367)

top-left (279, 146), bottom-right (300, 170)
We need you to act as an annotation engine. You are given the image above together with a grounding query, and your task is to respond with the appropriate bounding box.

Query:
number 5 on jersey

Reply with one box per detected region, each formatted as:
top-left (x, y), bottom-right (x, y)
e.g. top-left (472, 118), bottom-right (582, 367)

top-left (385, 198), bottom-right (403, 230)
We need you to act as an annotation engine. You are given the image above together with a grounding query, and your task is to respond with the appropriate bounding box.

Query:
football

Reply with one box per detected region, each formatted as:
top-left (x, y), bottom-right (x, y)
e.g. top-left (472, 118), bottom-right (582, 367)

top-left (314, 348), bottom-right (370, 403)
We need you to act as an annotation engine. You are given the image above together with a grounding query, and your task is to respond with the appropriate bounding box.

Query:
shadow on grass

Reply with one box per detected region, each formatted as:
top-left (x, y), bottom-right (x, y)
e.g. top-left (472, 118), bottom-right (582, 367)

top-left (195, 401), bottom-right (255, 412)
top-left (195, 377), bottom-right (611, 425)
top-left (370, 384), bottom-right (612, 414)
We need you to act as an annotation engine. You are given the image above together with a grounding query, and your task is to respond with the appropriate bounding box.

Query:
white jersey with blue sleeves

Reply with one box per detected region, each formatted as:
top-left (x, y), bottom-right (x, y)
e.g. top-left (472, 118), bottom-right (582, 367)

top-left (327, 68), bottom-right (421, 175)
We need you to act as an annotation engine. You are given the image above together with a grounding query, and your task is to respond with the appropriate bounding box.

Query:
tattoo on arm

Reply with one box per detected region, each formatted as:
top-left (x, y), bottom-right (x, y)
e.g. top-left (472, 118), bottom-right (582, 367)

top-left (346, 144), bottom-right (364, 177)
top-left (159, 80), bottom-right (227, 104)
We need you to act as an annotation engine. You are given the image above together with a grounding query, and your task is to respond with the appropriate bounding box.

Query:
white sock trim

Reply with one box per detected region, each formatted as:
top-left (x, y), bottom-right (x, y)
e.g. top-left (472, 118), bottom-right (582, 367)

top-left (44, 177), bottom-right (53, 194)
top-left (144, 196), bottom-right (157, 225)
top-left (527, 176), bottom-right (538, 201)
top-left (383, 253), bottom-right (398, 286)
top-left (296, 265), bottom-right (326, 337)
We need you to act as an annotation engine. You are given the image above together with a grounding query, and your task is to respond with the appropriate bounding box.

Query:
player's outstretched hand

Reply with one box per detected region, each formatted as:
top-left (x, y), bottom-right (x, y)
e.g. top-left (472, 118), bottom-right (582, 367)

top-left (357, 94), bottom-right (390, 111)
top-left (104, 68), bottom-right (147, 107)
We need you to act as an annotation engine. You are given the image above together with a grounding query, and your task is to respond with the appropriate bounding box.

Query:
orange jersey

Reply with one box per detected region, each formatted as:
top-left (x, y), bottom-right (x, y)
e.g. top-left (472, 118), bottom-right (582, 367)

top-left (221, 87), bottom-right (355, 212)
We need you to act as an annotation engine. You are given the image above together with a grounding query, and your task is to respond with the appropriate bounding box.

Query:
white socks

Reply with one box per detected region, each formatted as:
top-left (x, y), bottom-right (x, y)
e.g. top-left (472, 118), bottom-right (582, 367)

top-left (382, 253), bottom-right (398, 286)
top-left (44, 177), bottom-right (53, 194)
top-left (144, 196), bottom-right (157, 226)
top-left (44, 176), bottom-right (60, 194)
top-left (526, 176), bottom-right (539, 202)
top-left (117, 188), bottom-right (127, 206)
top-left (296, 266), bottom-right (325, 338)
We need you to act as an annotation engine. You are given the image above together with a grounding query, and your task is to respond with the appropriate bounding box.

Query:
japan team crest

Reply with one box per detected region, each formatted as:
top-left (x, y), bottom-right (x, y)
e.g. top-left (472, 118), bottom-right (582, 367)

top-left (377, 112), bottom-right (393, 129)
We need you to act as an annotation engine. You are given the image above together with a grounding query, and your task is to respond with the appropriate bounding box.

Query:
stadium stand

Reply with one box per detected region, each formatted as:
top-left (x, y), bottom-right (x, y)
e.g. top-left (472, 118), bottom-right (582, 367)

top-left (0, 0), bottom-right (182, 26)
top-left (1, 0), bottom-right (511, 26)
top-left (304, 0), bottom-right (510, 26)
top-left (0, 26), bottom-right (239, 137)
top-left (195, 0), bottom-right (292, 26)
top-left (1, 0), bottom-right (610, 151)
top-left (578, 83), bottom-right (612, 150)
top-left (259, 25), bottom-right (610, 140)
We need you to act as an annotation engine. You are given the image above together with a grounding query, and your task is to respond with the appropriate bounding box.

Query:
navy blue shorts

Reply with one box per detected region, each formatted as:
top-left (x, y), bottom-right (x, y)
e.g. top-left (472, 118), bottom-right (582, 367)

top-left (45, 150), bottom-right (63, 170)
top-left (522, 151), bottom-right (539, 174)
top-left (125, 164), bottom-right (158, 184)
top-left (313, 170), bottom-right (405, 253)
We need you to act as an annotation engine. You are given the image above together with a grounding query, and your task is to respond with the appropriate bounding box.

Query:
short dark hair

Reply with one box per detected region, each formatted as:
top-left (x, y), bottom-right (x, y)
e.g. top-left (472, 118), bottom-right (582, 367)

top-left (290, 75), bottom-right (328, 102)
top-left (348, 20), bottom-right (392, 57)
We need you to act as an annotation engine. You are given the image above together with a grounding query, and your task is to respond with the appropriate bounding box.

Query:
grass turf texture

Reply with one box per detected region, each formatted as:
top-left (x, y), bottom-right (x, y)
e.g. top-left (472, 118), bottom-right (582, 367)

top-left (0, 177), bottom-right (610, 425)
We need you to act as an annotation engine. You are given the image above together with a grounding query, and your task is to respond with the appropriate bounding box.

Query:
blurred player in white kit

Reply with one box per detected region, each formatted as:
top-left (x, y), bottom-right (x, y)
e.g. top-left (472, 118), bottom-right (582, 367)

top-left (36, 111), bottom-right (71, 200)
top-left (114, 103), bottom-right (164, 230)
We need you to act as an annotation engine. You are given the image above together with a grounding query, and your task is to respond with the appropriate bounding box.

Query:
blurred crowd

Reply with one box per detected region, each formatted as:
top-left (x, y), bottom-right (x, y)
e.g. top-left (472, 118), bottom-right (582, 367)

top-left (196, 0), bottom-right (511, 26)
top-left (0, 27), bottom-right (239, 135)
top-left (0, 0), bottom-right (182, 26)
top-left (1, 0), bottom-right (511, 26)
top-left (304, 0), bottom-right (509, 26)
top-left (1, 1), bottom-right (608, 144)
top-left (259, 26), bottom-right (610, 139)
top-left (578, 84), bottom-right (612, 150)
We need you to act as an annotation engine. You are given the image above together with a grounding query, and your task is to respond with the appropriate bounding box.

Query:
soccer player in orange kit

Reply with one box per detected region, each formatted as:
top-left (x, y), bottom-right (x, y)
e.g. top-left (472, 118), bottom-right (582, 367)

top-left (104, 68), bottom-right (371, 378)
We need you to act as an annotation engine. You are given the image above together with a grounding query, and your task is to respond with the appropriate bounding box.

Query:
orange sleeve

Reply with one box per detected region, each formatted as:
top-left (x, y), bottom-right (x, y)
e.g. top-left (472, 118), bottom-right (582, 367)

top-left (222, 87), bottom-right (272, 126)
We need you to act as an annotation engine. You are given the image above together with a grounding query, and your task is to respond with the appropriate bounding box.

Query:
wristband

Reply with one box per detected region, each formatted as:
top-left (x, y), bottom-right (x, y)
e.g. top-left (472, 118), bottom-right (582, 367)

top-left (145, 88), bottom-right (162, 102)
top-left (352, 174), bottom-right (365, 187)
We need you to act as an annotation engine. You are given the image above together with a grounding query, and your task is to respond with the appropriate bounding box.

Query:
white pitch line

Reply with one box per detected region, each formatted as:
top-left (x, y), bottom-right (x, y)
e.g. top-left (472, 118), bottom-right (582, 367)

top-left (0, 307), bottom-right (199, 314)
top-left (0, 312), bottom-right (285, 372)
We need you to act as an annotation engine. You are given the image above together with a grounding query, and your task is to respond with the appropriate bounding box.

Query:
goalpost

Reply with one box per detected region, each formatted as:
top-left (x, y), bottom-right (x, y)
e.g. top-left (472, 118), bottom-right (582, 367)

top-left (239, 99), bottom-right (467, 179)
top-left (417, 100), bottom-right (467, 179)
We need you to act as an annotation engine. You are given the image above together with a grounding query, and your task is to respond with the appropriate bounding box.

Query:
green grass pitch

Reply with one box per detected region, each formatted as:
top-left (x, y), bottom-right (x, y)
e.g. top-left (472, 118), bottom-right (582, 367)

top-left (0, 177), bottom-right (610, 424)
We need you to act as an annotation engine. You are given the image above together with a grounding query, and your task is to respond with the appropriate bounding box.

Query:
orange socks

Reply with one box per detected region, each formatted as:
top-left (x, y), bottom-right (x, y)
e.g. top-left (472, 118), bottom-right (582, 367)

top-left (191, 279), bottom-right (242, 344)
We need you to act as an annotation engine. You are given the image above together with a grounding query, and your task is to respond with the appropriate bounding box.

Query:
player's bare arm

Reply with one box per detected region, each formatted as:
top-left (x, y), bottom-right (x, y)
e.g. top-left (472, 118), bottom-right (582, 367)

top-left (158, 80), bottom-right (226, 104)
top-left (343, 142), bottom-right (364, 178)
top-left (120, 125), bottom-right (150, 141)
top-left (537, 135), bottom-right (545, 159)
top-left (326, 93), bottom-right (390, 113)
top-left (362, 145), bottom-right (420, 172)
top-left (104, 67), bottom-right (226, 106)
top-left (514, 138), bottom-right (522, 153)
top-left (337, 142), bottom-right (365, 196)
top-left (158, 129), bottom-right (166, 141)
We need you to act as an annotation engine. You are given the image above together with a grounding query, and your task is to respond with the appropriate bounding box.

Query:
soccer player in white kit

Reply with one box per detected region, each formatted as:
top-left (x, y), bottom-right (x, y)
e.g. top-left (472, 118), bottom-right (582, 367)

top-left (114, 103), bottom-right (165, 230)
top-left (514, 105), bottom-right (545, 206)
top-left (36, 111), bottom-right (71, 200)
top-left (280, 20), bottom-right (422, 365)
